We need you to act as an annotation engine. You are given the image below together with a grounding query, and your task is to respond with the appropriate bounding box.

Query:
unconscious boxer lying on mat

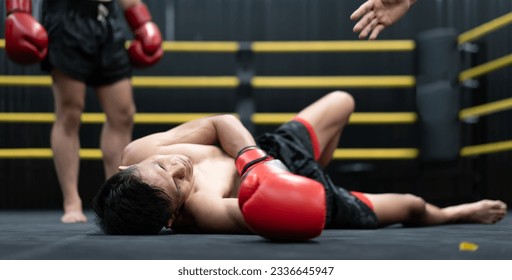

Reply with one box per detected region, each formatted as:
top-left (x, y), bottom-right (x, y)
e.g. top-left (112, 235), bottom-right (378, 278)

top-left (92, 91), bottom-right (507, 240)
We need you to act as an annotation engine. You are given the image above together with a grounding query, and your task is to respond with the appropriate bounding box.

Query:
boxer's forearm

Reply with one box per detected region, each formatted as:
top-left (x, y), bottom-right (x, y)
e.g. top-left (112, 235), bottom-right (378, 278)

top-left (149, 114), bottom-right (256, 158)
top-left (209, 115), bottom-right (257, 159)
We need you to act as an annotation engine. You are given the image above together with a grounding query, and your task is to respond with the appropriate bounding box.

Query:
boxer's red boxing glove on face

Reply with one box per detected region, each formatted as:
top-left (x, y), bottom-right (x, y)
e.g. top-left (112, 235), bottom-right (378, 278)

top-left (236, 146), bottom-right (326, 241)
top-left (5, 0), bottom-right (48, 65)
top-left (124, 3), bottom-right (163, 68)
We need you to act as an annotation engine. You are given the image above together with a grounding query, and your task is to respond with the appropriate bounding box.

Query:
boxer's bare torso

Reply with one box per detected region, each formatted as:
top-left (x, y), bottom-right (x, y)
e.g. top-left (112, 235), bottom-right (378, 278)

top-left (121, 138), bottom-right (249, 234)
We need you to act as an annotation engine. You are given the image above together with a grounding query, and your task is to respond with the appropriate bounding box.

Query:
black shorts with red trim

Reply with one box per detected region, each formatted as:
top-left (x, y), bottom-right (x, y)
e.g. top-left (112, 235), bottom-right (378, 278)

top-left (256, 119), bottom-right (379, 229)
top-left (41, 0), bottom-right (131, 86)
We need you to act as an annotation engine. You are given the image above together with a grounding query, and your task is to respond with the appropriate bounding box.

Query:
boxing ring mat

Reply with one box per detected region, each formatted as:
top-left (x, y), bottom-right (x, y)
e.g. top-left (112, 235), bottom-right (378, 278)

top-left (0, 210), bottom-right (510, 259)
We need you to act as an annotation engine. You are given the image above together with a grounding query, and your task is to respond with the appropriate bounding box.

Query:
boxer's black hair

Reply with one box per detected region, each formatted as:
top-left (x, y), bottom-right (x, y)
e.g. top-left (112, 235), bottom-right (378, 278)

top-left (92, 167), bottom-right (173, 235)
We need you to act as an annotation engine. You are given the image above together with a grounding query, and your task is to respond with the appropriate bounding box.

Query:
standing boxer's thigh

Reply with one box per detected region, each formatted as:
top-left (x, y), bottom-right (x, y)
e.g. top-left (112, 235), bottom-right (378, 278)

top-left (95, 78), bottom-right (136, 124)
top-left (51, 69), bottom-right (87, 118)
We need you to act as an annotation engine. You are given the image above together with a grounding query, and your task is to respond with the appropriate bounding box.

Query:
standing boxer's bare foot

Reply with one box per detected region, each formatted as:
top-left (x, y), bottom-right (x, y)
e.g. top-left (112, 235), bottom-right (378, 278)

top-left (61, 211), bottom-right (88, 223)
top-left (61, 200), bottom-right (87, 223)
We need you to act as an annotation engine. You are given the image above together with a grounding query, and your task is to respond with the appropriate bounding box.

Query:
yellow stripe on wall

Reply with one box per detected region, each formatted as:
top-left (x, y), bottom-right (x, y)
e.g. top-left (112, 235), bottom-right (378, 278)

top-left (0, 75), bottom-right (52, 86)
top-left (131, 76), bottom-right (240, 88)
top-left (0, 148), bottom-right (54, 158)
top-left (161, 41), bottom-right (239, 52)
top-left (252, 76), bottom-right (416, 88)
top-left (0, 149), bottom-right (102, 159)
top-left (251, 40), bottom-right (415, 52)
top-left (458, 12), bottom-right (512, 44)
top-left (134, 113), bottom-right (227, 124)
top-left (459, 54), bottom-right (512, 81)
top-left (460, 140), bottom-right (512, 157)
top-left (0, 113), bottom-right (55, 122)
top-left (252, 112), bottom-right (417, 125)
top-left (459, 97), bottom-right (512, 119)
top-left (349, 113), bottom-right (417, 124)
top-left (332, 148), bottom-right (419, 159)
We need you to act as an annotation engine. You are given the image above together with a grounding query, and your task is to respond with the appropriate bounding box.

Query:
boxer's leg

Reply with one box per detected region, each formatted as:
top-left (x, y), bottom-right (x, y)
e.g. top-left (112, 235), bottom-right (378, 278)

top-left (95, 78), bottom-right (136, 179)
top-left (51, 69), bottom-right (88, 223)
top-left (364, 193), bottom-right (507, 226)
top-left (295, 91), bottom-right (355, 167)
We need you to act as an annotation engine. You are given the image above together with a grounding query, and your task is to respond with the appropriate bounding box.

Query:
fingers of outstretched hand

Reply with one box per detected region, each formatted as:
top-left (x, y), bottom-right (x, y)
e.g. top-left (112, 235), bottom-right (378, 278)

top-left (351, 1), bottom-right (395, 40)
top-left (359, 17), bottom-right (379, 39)
top-left (353, 10), bottom-right (375, 33)
top-left (369, 24), bottom-right (385, 40)
top-left (350, 1), bottom-right (374, 21)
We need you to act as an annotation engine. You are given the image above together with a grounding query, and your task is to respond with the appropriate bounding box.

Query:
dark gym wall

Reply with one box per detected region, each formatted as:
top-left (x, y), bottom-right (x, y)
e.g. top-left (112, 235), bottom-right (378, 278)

top-left (0, 0), bottom-right (511, 209)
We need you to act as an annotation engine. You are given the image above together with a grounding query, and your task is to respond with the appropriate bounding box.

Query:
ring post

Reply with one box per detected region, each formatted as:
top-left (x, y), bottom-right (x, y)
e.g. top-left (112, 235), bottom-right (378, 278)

top-left (416, 28), bottom-right (460, 161)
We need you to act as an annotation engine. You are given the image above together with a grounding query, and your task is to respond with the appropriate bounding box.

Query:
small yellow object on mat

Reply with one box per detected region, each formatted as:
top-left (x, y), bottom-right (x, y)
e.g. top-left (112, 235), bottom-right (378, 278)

top-left (459, 242), bottom-right (479, 251)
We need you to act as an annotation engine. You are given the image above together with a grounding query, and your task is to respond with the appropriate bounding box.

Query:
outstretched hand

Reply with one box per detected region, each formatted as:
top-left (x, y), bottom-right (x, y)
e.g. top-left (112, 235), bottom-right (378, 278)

top-left (351, 0), bottom-right (415, 40)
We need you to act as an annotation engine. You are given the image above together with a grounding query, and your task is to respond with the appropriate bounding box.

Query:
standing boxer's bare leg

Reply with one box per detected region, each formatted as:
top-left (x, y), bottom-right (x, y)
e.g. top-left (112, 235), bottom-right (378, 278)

top-left (95, 79), bottom-right (135, 179)
top-left (51, 69), bottom-right (88, 223)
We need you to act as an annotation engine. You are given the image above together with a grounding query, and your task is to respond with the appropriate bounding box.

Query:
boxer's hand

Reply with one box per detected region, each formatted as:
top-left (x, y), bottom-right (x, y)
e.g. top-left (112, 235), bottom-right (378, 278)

top-left (5, 0), bottom-right (48, 64)
top-left (351, 0), bottom-right (413, 40)
top-left (124, 2), bottom-right (163, 67)
top-left (236, 146), bottom-right (326, 241)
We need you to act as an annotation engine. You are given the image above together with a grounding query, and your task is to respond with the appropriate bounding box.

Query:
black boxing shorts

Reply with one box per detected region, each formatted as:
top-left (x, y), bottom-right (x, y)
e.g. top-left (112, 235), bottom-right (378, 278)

top-left (41, 0), bottom-right (131, 86)
top-left (256, 117), bottom-right (379, 229)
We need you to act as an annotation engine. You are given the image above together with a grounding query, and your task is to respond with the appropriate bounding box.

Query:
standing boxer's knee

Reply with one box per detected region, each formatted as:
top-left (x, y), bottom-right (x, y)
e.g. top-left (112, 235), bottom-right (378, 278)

top-left (104, 99), bottom-right (136, 129)
top-left (55, 105), bottom-right (83, 134)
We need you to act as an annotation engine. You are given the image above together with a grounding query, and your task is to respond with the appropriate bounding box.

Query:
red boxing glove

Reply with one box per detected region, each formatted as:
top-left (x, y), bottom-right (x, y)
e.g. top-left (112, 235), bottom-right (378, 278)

top-left (236, 146), bottom-right (326, 241)
top-left (124, 3), bottom-right (163, 68)
top-left (5, 0), bottom-right (48, 65)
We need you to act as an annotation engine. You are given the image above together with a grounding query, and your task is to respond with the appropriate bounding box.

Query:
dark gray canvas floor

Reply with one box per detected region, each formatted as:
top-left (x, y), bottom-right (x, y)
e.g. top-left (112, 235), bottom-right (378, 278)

top-left (0, 210), bottom-right (511, 260)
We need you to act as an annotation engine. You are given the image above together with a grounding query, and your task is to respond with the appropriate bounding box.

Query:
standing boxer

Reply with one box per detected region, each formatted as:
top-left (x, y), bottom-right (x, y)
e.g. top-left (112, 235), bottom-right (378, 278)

top-left (91, 91), bottom-right (507, 239)
top-left (4, 0), bottom-right (163, 223)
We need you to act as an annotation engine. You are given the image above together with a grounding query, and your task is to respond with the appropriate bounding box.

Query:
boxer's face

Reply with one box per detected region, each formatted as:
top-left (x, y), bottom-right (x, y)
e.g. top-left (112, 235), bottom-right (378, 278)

top-left (120, 154), bottom-right (194, 217)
